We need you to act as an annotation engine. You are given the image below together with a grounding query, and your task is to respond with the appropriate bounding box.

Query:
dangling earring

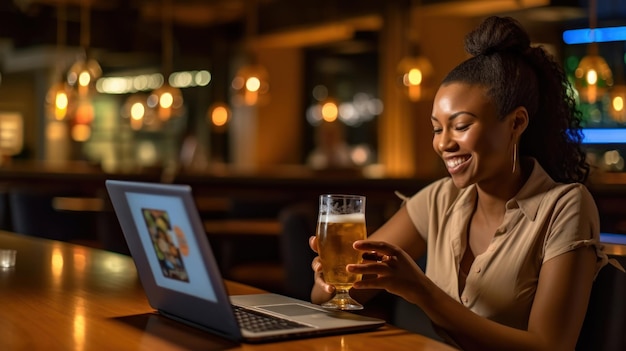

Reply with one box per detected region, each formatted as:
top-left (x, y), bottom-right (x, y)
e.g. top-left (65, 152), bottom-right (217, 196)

top-left (512, 143), bottom-right (517, 174)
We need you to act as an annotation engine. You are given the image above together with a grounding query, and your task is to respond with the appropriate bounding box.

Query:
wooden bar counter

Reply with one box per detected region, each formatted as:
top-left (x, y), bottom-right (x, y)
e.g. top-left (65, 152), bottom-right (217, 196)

top-left (0, 231), bottom-right (455, 351)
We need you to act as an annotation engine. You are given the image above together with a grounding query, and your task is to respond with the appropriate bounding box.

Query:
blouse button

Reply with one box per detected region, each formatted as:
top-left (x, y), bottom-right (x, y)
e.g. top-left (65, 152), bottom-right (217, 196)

top-left (462, 296), bottom-right (469, 304)
top-left (475, 267), bottom-right (481, 274)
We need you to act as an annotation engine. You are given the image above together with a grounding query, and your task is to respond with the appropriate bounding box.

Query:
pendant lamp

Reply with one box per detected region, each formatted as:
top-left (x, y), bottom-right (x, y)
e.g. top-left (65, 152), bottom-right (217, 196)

top-left (609, 84), bottom-right (626, 123)
top-left (46, 4), bottom-right (75, 122)
top-left (232, 0), bottom-right (270, 106)
top-left (396, 0), bottom-right (434, 102)
top-left (66, 0), bottom-right (101, 98)
top-left (608, 53), bottom-right (626, 123)
top-left (149, 0), bottom-right (184, 122)
top-left (574, 0), bottom-right (613, 103)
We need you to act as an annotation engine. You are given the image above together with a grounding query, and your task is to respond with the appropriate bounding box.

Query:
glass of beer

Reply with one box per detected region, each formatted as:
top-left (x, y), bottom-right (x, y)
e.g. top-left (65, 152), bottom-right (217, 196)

top-left (316, 194), bottom-right (367, 310)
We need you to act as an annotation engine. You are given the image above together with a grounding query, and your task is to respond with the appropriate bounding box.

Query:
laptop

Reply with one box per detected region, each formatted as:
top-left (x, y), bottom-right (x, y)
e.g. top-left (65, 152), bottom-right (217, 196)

top-left (105, 179), bottom-right (385, 343)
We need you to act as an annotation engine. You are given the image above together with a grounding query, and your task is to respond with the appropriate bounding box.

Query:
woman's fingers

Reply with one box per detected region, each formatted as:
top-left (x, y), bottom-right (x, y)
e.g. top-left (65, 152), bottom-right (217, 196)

top-left (348, 262), bottom-right (392, 275)
top-left (311, 256), bottom-right (322, 272)
top-left (356, 240), bottom-right (401, 266)
top-left (311, 256), bottom-right (334, 294)
top-left (309, 236), bottom-right (319, 253)
top-left (353, 240), bottom-right (399, 256)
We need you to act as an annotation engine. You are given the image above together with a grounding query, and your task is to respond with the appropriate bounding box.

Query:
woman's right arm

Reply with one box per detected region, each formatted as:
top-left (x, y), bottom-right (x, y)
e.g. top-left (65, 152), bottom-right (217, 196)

top-left (310, 205), bottom-right (427, 304)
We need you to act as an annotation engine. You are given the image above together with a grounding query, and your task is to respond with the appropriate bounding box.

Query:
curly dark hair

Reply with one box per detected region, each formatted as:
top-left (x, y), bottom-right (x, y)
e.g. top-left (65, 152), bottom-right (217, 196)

top-left (441, 16), bottom-right (589, 184)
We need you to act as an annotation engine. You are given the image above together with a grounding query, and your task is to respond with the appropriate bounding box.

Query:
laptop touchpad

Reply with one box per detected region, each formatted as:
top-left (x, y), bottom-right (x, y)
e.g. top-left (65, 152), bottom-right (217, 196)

top-left (258, 304), bottom-right (325, 316)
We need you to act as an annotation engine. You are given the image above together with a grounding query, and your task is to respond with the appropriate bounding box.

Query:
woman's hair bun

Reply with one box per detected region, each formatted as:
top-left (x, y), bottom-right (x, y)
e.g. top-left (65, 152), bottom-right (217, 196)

top-left (464, 16), bottom-right (531, 57)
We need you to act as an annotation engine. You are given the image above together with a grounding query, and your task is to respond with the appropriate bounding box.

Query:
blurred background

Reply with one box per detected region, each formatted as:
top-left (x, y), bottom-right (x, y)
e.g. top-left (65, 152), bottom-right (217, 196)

top-left (0, 0), bottom-right (624, 178)
top-left (0, 4), bottom-right (625, 348)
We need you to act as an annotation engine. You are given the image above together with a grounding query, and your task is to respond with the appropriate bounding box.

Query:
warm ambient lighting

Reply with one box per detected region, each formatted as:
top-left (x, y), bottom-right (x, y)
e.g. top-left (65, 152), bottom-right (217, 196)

top-left (71, 100), bottom-right (94, 142)
top-left (397, 55), bottom-right (435, 102)
top-left (306, 89), bottom-right (382, 127)
top-left (320, 99), bottom-right (339, 122)
top-left (96, 70), bottom-right (210, 94)
top-left (147, 0), bottom-right (185, 123)
top-left (67, 57), bottom-right (102, 97)
top-left (208, 102), bottom-right (231, 132)
top-left (609, 85), bottom-right (626, 123)
top-left (148, 82), bottom-right (184, 121)
top-left (574, 44), bottom-right (613, 103)
top-left (121, 93), bottom-right (156, 131)
top-left (573, 0), bottom-right (613, 104)
top-left (0, 112), bottom-right (23, 157)
top-left (231, 63), bottom-right (270, 106)
top-left (67, 0), bottom-right (101, 98)
top-left (97, 73), bottom-right (163, 94)
top-left (46, 81), bottom-right (75, 121)
top-left (396, 0), bottom-right (435, 102)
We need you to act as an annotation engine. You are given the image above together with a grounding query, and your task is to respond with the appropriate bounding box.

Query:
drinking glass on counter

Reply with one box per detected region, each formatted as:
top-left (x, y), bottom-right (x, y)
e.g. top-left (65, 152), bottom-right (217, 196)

top-left (316, 194), bottom-right (367, 310)
top-left (0, 249), bottom-right (16, 268)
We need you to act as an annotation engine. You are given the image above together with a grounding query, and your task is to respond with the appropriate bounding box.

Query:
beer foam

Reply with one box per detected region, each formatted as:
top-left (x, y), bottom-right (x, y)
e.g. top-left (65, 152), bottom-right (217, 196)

top-left (321, 213), bottom-right (365, 223)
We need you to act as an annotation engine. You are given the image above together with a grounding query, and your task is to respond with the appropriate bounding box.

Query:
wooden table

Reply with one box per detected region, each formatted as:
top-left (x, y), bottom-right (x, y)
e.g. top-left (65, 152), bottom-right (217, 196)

top-left (0, 231), bottom-right (455, 351)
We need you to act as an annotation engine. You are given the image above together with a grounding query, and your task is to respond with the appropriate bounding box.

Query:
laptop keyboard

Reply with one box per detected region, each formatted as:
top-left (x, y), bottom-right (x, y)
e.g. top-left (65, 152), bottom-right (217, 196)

top-left (232, 305), bottom-right (311, 332)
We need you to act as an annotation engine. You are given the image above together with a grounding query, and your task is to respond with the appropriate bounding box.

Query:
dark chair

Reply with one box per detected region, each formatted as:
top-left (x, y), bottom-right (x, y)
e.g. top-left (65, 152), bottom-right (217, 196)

top-left (577, 254), bottom-right (626, 351)
top-left (95, 193), bottom-right (130, 255)
top-left (7, 186), bottom-right (99, 243)
top-left (278, 202), bottom-right (317, 300)
top-left (0, 184), bottom-right (12, 231)
top-left (213, 197), bottom-right (291, 293)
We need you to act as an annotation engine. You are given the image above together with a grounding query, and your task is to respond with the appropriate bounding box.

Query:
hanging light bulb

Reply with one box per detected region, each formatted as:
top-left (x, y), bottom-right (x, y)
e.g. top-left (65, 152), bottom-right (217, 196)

top-left (397, 54), bottom-right (434, 102)
top-left (46, 79), bottom-right (76, 121)
top-left (46, 4), bottom-right (76, 122)
top-left (121, 93), bottom-right (159, 131)
top-left (231, 0), bottom-right (269, 106)
top-left (609, 85), bottom-right (626, 123)
top-left (574, 43), bottom-right (613, 103)
top-left (396, 0), bottom-right (434, 102)
top-left (67, 55), bottom-right (102, 97)
top-left (574, 0), bottom-right (613, 103)
top-left (207, 102), bottom-right (231, 133)
top-left (66, 0), bottom-right (98, 143)
top-left (320, 98), bottom-right (339, 123)
top-left (148, 81), bottom-right (184, 121)
top-left (148, 0), bottom-right (184, 123)
top-left (67, 0), bottom-right (101, 98)
top-left (232, 62), bottom-right (270, 106)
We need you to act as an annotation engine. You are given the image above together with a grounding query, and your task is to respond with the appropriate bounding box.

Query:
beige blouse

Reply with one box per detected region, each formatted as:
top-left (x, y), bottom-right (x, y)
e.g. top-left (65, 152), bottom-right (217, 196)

top-left (405, 159), bottom-right (609, 330)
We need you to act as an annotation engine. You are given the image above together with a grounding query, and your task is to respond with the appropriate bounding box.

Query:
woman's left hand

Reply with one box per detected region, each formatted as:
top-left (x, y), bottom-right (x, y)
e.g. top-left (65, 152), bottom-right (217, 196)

top-left (349, 240), bottom-right (427, 305)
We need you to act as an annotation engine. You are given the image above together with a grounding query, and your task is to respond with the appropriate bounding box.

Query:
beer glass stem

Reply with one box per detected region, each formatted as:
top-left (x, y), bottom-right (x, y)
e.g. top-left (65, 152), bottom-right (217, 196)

top-left (322, 288), bottom-right (363, 310)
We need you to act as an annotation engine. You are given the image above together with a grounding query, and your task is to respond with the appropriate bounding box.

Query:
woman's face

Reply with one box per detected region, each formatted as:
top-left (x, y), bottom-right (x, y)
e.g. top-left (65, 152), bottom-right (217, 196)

top-left (431, 82), bottom-right (514, 189)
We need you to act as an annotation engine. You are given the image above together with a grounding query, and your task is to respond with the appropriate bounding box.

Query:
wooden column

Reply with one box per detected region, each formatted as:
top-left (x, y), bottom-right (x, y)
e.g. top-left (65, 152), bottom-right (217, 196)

top-left (378, 1), bottom-right (417, 178)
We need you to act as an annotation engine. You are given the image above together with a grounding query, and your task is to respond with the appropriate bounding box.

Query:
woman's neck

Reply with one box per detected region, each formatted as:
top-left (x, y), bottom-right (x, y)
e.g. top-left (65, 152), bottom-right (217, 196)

top-left (476, 157), bottom-right (531, 214)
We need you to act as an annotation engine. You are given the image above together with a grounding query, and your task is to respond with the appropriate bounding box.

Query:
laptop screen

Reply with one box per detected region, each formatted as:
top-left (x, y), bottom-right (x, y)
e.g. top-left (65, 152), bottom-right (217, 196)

top-left (125, 191), bottom-right (217, 302)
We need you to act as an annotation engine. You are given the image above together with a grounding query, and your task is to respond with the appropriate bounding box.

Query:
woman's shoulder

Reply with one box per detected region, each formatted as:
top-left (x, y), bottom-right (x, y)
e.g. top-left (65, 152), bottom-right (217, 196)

top-left (536, 182), bottom-right (599, 222)
top-left (547, 182), bottom-right (595, 202)
top-left (524, 159), bottom-right (595, 204)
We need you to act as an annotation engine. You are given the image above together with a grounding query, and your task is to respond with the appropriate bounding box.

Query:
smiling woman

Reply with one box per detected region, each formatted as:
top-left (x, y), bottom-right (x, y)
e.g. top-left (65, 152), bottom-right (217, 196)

top-left (308, 15), bottom-right (621, 351)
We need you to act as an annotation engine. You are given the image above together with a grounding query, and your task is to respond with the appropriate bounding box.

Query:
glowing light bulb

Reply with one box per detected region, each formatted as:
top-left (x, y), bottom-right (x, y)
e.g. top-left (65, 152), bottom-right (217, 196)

top-left (211, 106), bottom-right (229, 127)
top-left (159, 92), bottom-right (174, 109)
top-left (246, 77), bottom-right (261, 92)
top-left (321, 101), bottom-right (338, 122)
top-left (130, 102), bottom-right (145, 120)
top-left (405, 68), bottom-right (423, 86)
top-left (586, 70), bottom-right (598, 85)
